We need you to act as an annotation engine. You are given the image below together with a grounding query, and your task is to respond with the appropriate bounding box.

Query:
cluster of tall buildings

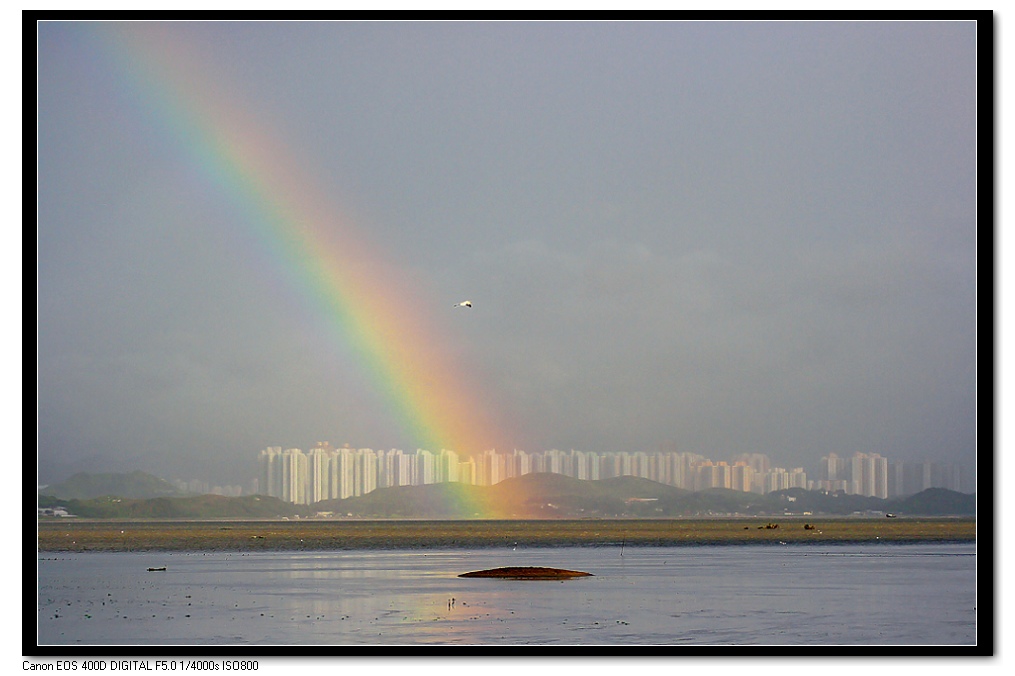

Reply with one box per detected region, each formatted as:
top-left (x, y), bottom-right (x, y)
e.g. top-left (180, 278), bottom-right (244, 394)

top-left (257, 444), bottom-right (809, 505)
top-left (258, 444), bottom-right (462, 505)
top-left (255, 444), bottom-right (974, 505)
top-left (172, 478), bottom-right (244, 497)
top-left (255, 444), bottom-right (972, 506)
top-left (813, 452), bottom-right (972, 498)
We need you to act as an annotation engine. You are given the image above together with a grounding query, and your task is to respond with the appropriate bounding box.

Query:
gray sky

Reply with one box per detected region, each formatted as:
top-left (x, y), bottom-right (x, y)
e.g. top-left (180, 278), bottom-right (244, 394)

top-left (36, 21), bottom-right (978, 486)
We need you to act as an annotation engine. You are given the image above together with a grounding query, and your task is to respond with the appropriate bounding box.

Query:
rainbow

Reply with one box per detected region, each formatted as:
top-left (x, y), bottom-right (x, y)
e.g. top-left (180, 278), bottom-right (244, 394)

top-left (90, 23), bottom-right (508, 457)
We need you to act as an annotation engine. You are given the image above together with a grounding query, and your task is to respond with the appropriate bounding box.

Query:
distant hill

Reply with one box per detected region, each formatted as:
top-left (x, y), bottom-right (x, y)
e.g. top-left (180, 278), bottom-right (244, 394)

top-left (36, 471), bottom-right (976, 519)
top-left (39, 471), bottom-right (182, 500)
top-left (313, 481), bottom-right (490, 518)
top-left (316, 473), bottom-right (976, 519)
top-left (895, 487), bottom-right (977, 516)
top-left (38, 493), bottom-right (305, 519)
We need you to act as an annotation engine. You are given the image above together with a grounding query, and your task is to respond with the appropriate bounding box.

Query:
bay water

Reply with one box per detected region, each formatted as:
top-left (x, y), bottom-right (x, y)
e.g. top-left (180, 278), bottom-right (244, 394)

top-left (36, 542), bottom-right (976, 647)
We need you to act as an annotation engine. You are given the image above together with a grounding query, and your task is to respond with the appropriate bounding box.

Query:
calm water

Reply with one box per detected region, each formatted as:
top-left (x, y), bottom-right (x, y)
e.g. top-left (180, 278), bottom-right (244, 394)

top-left (37, 543), bottom-right (976, 646)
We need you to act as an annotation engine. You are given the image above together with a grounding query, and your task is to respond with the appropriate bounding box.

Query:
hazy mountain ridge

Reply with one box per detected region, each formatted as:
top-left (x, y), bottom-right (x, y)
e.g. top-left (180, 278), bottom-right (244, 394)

top-left (38, 471), bottom-right (976, 519)
top-left (39, 470), bottom-right (182, 500)
top-left (37, 493), bottom-right (298, 519)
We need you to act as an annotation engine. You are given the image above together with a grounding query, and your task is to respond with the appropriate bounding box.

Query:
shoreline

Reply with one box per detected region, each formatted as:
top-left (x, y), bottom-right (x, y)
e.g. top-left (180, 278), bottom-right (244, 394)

top-left (37, 517), bottom-right (976, 552)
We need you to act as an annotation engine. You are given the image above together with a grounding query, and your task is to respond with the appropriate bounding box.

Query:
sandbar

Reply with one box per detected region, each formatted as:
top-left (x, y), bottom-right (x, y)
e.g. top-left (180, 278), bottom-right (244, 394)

top-left (459, 566), bottom-right (593, 579)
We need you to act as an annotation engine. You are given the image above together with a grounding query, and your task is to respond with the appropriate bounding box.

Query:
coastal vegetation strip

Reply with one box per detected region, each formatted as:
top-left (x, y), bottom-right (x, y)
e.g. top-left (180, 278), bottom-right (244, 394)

top-left (37, 518), bottom-right (975, 552)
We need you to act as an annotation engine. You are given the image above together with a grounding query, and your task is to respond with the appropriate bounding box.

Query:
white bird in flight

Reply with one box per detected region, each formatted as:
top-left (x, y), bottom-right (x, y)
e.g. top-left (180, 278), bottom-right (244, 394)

top-left (453, 300), bottom-right (472, 308)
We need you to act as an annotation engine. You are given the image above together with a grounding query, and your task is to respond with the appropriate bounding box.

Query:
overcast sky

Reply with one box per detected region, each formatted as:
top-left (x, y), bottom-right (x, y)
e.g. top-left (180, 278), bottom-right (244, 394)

top-left (36, 21), bottom-right (978, 486)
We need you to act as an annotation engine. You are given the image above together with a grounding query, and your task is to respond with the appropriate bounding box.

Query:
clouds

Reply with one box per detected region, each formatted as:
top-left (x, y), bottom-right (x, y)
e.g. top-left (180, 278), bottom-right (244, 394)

top-left (455, 214), bottom-right (974, 458)
top-left (36, 21), bottom-right (978, 484)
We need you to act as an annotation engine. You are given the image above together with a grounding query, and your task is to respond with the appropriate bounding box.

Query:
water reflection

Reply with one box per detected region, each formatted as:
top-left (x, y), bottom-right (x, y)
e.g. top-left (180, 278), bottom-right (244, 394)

top-left (37, 544), bottom-right (976, 646)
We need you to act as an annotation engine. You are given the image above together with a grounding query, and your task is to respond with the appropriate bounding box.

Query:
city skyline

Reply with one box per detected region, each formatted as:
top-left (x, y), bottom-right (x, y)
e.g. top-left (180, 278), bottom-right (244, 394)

top-left (38, 22), bottom-right (978, 489)
top-left (163, 445), bottom-right (973, 504)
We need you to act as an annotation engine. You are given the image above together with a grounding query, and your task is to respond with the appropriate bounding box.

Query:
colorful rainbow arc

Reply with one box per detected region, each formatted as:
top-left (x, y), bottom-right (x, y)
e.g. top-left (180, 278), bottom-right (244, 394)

top-left (95, 23), bottom-right (506, 457)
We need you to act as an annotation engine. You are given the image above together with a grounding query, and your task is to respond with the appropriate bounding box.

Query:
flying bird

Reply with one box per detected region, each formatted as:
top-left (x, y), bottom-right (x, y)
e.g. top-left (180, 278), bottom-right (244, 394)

top-left (453, 300), bottom-right (472, 308)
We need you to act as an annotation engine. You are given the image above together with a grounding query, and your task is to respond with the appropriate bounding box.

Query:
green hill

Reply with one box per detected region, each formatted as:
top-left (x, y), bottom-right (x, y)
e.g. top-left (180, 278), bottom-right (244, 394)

top-left (322, 474), bottom-right (977, 519)
top-left (40, 494), bottom-right (305, 519)
top-left (316, 474), bottom-right (975, 519)
top-left (39, 471), bottom-right (182, 500)
top-left (896, 487), bottom-right (977, 515)
top-left (314, 481), bottom-right (489, 518)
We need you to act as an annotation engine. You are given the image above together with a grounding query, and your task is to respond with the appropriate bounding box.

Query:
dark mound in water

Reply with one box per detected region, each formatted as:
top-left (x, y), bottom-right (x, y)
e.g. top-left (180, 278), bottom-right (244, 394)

top-left (458, 566), bottom-right (592, 579)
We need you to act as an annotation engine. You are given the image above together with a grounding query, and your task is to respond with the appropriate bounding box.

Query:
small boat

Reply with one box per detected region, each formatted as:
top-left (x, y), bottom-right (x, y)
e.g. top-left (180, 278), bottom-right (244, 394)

top-left (146, 567), bottom-right (167, 572)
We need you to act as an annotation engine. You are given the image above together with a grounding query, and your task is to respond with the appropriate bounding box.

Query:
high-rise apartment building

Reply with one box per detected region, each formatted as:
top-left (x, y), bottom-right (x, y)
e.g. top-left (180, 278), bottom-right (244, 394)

top-left (733, 453), bottom-right (771, 475)
top-left (258, 447), bottom-right (283, 499)
top-left (308, 447), bottom-right (329, 503)
top-left (730, 462), bottom-right (753, 493)
top-left (815, 452), bottom-right (888, 498)
top-left (820, 452), bottom-right (846, 483)
top-left (693, 461), bottom-right (731, 491)
top-left (281, 448), bottom-right (306, 504)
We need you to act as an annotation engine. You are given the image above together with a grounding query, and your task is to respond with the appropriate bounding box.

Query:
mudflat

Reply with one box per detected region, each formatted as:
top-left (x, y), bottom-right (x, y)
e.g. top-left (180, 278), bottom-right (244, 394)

top-left (36, 517), bottom-right (975, 552)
